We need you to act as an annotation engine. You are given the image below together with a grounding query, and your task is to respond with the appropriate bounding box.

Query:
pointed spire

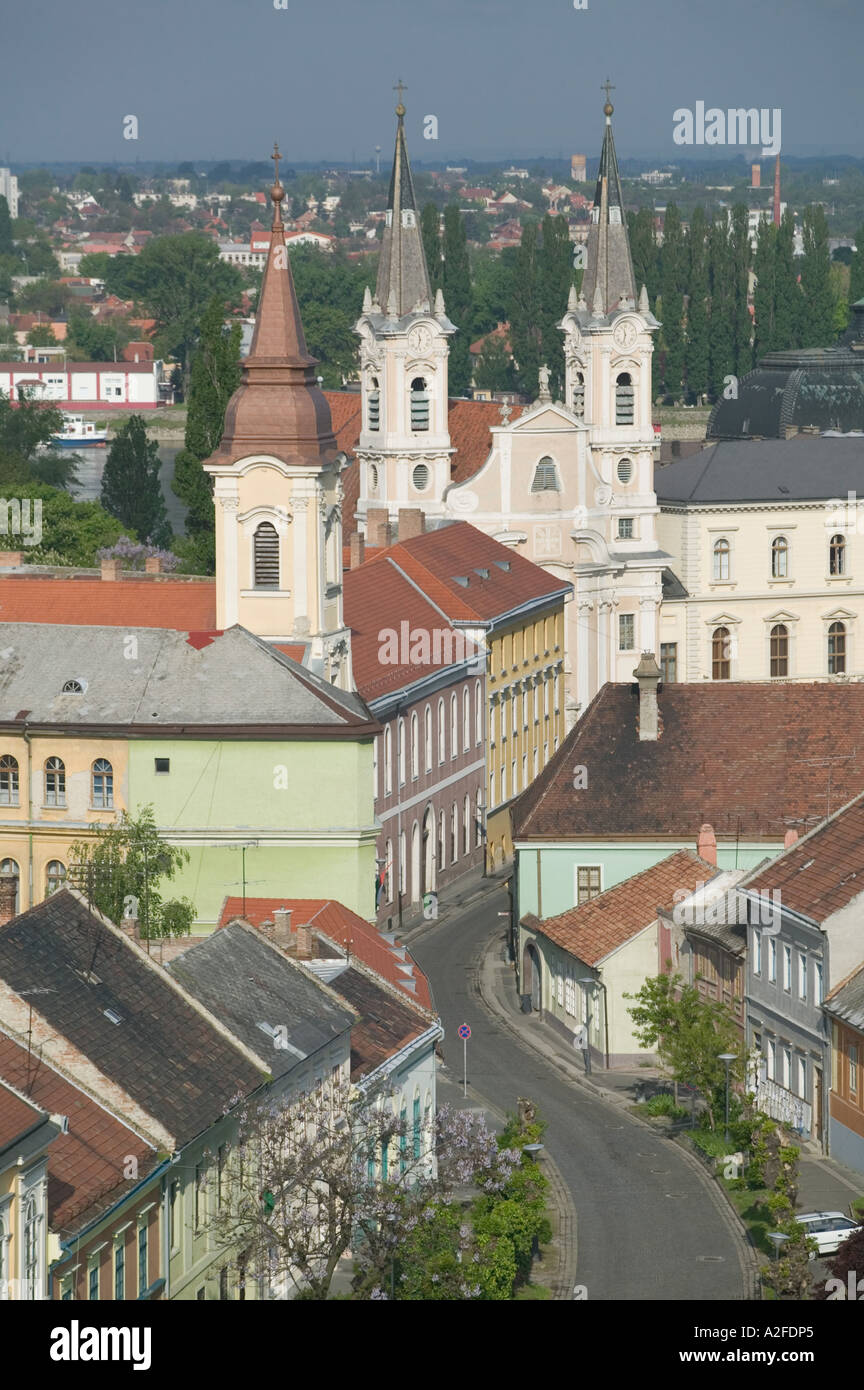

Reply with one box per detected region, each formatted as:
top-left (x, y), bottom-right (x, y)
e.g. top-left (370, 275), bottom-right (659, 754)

top-left (374, 87), bottom-right (434, 319)
top-left (362, 285), bottom-right (372, 312)
top-left (577, 288), bottom-right (587, 311)
top-left (567, 283), bottom-right (580, 312)
top-left (638, 283), bottom-right (650, 315)
top-left (581, 83), bottom-right (637, 319)
top-left (592, 284), bottom-right (605, 317)
top-left (205, 144), bottom-right (337, 468)
top-left (434, 286), bottom-right (446, 318)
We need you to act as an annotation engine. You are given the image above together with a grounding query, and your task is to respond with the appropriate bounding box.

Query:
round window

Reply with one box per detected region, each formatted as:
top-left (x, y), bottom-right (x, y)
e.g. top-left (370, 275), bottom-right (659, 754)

top-left (412, 464), bottom-right (430, 491)
top-left (617, 458), bottom-right (633, 485)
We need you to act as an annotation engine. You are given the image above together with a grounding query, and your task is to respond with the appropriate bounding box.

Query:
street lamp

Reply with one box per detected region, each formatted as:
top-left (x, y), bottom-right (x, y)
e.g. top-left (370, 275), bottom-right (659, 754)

top-left (768, 1231), bottom-right (790, 1263)
top-left (475, 799), bottom-right (487, 879)
top-left (719, 1053), bottom-right (736, 1147)
top-left (579, 978), bottom-right (595, 1075)
top-left (523, 1143), bottom-right (544, 1160)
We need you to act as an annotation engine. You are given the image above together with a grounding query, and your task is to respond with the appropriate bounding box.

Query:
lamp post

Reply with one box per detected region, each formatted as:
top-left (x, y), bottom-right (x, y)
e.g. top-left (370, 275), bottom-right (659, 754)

top-left (476, 799), bottom-right (487, 879)
top-left (768, 1231), bottom-right (790, 1263)
top-left (579, 978), bottom-right (595, 1074)
top-left (719, 1053), bottom-right (736, 1147)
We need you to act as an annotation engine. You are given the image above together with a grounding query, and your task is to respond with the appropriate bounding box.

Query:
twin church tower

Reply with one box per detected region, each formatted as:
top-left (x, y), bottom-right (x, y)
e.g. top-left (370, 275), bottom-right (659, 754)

top-left (205, 89), bottom-right (666, 720)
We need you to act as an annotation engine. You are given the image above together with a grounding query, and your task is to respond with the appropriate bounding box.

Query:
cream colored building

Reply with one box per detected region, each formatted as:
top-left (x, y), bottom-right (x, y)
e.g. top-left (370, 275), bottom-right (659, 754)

top-left (656, 438), bottom-right (864, 683)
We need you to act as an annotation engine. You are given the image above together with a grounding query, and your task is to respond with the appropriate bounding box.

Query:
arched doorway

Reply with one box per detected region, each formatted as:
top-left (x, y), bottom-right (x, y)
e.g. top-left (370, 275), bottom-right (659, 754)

top-left (522, 942), bottom-right (542, 1013)
top-left (422, 806), bottom-right (436, 897)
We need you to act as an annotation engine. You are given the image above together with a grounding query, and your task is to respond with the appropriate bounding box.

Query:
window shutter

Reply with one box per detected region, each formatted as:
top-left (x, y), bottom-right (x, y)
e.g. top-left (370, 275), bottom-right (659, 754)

top-left (254, 523), bottom-right (280, 588)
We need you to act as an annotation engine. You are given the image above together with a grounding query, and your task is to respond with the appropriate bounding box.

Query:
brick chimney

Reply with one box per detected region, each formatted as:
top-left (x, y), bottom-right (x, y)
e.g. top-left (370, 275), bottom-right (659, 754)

top-left (101, 557), bottom-right (122, 581)
top-left (349, 532), bottom-right (365, 570)
top-left (397, 508), bottom-right (425, 542)
top-left (0, 873), bottom-right (17, 926)
top-left (144, 555), bottom-right (163, 574)
top-left (633, 651), bottom-right (662, 741)
top-left (697, 823), bottom-right (717, 866)
top-left (784, 829), bottom-right (799, 849)
top-left (295, 924), bottom-right (314, 959)
top-left (271, 906), bottom-right (292, 946)
top-left (366, 508), bottom-right (391, 549)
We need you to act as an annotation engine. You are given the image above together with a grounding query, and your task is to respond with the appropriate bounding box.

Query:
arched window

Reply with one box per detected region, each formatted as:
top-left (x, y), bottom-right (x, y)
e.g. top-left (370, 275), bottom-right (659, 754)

top-left (24, 1194), bottom-right (38, 1300)
top-left (384, 726), bottom-right (392, 794)
top-left (91, 758), bottom-right (113, 810)
top-left (424, 706), bottom-right (433, 771)
top-left (46, 860), bottom-right (66, 896)
top-left (712, 537), bottom-right (730, 581)
top-left (615, 372), bottom-right (634, 425)
top-left (438, 810), bottom-right (446, 870)
top-left (531, 457), bottom-right (560, 493)
top-left (712, 627), bottom-right (731, 680)
top-left (771, 535), bottom-right (788, 578)
top-left (0, 754), bottom-right (19, 806)
top-left (475, 788), bottom-right (483, 847)
top-left (398, 719), bottom-right (406, 786)
top-left (828, 621), bottom-right (846, 675)
top-left (44, 757), bottom-right (66, 807)
top-left (253, 522), bottom-right (279, 589)
top-left (572, 370), bottom-right (585, 418)
top-left (410, 713), bottom-right (419, 780)
top-left (450, 803), bottom-right (458, 862)
top-left (475, 680), bottom-right (482, 744)
top-left (410, 377), bottom-right (429, 431)
top-left (462, 689), bottom-right (470, 750)
top-left (450, 694), bottom-right (457, 759)
top-left (770, 624), bottom-right (789, 678)
top-left (368, 375), bottom-right (380, 432)
top-left (463, 795), bottom-right (471, 855)
top-left (0, 858), bottom-right (19, 915)
top-left (437, 698), bottom-right (446, 763)
top-left (830, 533), bottom-right (846, 576)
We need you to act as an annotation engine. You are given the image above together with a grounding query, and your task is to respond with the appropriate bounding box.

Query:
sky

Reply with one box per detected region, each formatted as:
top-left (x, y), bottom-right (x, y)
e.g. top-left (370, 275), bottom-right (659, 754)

top-left (3, 0), bottom-right (863, 165)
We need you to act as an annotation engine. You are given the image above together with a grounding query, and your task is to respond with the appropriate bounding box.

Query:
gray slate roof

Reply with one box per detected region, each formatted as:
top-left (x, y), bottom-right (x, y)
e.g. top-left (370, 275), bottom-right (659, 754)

top-left (581, 114), bottom-right (637, 316)
top-left (655, 435), bottom-right (864, 505)
top-left (374, 108), bottom-right (433, 318)
top-left (165, 924), bottom-right (355, 1072)
top-left (824, 964), bottom-right (864, 1032)
top-left (0, 623), bottom-right (375, 734)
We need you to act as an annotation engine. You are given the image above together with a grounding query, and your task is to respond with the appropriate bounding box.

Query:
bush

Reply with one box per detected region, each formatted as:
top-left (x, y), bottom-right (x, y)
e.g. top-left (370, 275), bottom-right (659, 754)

top-left (642, 1093), bottom-right (688, 1119)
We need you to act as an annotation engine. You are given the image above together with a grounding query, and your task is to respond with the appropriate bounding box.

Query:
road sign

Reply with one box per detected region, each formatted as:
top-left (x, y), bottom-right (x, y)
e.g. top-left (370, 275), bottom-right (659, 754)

top-left (458, 1023), bottom-right (471, 1039)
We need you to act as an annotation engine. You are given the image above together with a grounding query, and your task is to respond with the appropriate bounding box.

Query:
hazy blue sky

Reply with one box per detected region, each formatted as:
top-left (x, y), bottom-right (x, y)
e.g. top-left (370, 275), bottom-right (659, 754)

top-left (4, 0), bottom-right (862, 164)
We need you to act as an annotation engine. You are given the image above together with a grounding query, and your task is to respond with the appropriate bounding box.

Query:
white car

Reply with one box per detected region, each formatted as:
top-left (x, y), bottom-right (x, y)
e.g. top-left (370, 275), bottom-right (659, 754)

top-left (795, 1211), bottom-right (862, 1258)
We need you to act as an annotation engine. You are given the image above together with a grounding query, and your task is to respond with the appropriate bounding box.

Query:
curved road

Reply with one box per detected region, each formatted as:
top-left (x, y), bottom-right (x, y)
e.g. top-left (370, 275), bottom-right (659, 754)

top-left (410, 879), bottom-right (749, 1301)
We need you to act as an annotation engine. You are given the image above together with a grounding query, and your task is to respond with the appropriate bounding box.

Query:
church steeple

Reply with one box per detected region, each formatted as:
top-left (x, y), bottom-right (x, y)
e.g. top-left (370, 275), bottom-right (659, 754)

top-left (375, 84), bottom-right (433, 317)
top-left (582, 82), bottom-right (637, 317)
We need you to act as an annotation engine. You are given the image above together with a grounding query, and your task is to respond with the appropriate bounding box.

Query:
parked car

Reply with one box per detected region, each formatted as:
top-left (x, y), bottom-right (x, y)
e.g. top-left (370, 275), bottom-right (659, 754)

top-left (795, 1211), bottom-right (862, 1258)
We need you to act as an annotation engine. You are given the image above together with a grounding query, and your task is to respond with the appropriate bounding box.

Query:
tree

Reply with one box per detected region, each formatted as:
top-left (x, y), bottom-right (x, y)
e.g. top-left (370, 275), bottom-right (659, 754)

top-left (76, 251), bottom-right (115, 280)
top-left (100, 414), bottom-right (171, 547)
top-left (472, 334), bottom-right (517, 392)
top-left (708, 215), bottom-right (735, 399)
top-left (752, 218), bottom-right (778, 359)
top-left (0, 392), bottom-right (77, 489)
top-left (121, 233), bottom-right (242, 380)
top-left (0, 482), bottom-right (125, 564)
top-left (68, 805), bottom-right (195, 940)
top-left (441, 204), bottom-right (472, 395)
top-left (537, 213), bottom-right (573, 401)
top-left (659, 204), bottom-right (686, 399)
top-left (627, 208), bottom-right (658, 299)
top-left (774, 209), bottom-right (802, 351)
top-left (17, 281), bottom-right (71, 317)
top-left (684, 206), bottom-right (710, 401)
top-left (625, 973), bottom-right (744, 1130)
top-left (66, 310), bottom-right (130, 362)
top-left (799, 204), bottom-right (835, 348)
top-left (0, 197), bottom-right (14, 257)
top-left (849, 223), bottom-right (864, 307)
top-left (509, 222), bottom-right (542, 396)
top-left (729, 204), bottom-right (753, 376)
top-left (420, 202), bottom-right (441, 290)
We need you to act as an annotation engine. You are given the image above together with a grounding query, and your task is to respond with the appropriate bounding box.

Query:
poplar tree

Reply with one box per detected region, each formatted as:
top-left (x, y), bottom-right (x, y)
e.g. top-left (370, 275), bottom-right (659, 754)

top-left (752, 218), bottom-right (778, 359)
top-left (659, 204), bottom-right (685, 399)
top-left (420, 203), bottom-right (441, 290)
top-left (0, 196), bottom-right (13, 257)
top-left (627, 208), bottom-right (658, 299)
top-left (441, 204), bottom-right (472, 395)
top-left (799, 204), bottom-right (835, 347)
top-left (774, 209), bottom-right (801, 351)
top-left (708, 215), bottom-right (735, 399)
top-left (684, 206), bottom-right (710, 402)
top-left (100, 415), bottom-right (172, 548)
top-left (509, 221), bottom-right (541, 396)
top-left (538, 213), bottom-right (573, 400)
top-left (849, 222), bottom-right (864, 308)
top-left (729, 204), bottom-right (753, 376)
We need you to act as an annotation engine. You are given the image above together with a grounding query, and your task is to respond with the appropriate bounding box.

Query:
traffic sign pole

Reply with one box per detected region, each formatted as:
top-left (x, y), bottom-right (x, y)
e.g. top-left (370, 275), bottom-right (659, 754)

top-left (458, 1022), bottom-right (471, 1097)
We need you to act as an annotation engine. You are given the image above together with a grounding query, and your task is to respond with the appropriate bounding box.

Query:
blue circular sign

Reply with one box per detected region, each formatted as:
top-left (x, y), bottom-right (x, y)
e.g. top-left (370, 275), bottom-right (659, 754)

top-left (458, 1023), bottom-right (471, 1039)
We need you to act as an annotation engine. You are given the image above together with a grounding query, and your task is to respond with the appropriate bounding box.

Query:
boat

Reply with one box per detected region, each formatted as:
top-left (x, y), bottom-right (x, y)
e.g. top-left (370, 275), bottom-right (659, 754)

top-left (50, 414), bottom-right (108, 447)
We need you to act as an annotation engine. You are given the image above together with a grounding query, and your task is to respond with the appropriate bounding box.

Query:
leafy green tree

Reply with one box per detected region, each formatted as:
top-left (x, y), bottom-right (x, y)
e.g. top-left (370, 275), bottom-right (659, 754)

top-left (752, 218), bottom-right (778, 359)
top-left (77, 251), bottom-right (116, 280)
top-left (774, 209), bottom-right (802, 351)
top-left (729, 204), bottom-right (753, 376)
top-left (17, 281), bottom-right (71, 317)
top-left (17, 242), bottom-right (59, 278)
top-left (0, 481), bottom-right (125, 564)
top-left (68, 805), bottom-right (195, 939)
top-left (0, 197), bottom-right (14, 257)
top-left (849, 223), bottom-right (864, 307)
top-left (799, 204), bottom-right (835, 347)
top-left (627, 208), bottom-right (658, 299)
top-left (470, 249), bottom-right (514, 338)
top-left (538, 214), bottom-right (573, 401)
top-left (708, 215), bottom-right (735, 398)
top-left (685, 206), bottom-right (710, 401)
top-left (420, 202), bottom-right (441, 290)
top-left (66, 310), bottom-right (130, 362)
top-left (509, 222), bottom-right (541, 396)
top-left (442, 204), bottom-right (472, 395)
top-left (829, 262), bottom-right (850, 336)
top-left (659, 204), bottom-right (686, 398)
top-left (100, 414), bottom-right (171, 547)
top-left (472, 334), bottom-right (517, 392)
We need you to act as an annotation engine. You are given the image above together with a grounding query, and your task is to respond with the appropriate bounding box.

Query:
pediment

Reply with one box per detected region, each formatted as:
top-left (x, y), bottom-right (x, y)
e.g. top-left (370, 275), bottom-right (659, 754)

top-left (764, 610), bottom-right (798, 624)
top-left (509, 401), bottom-right (583, 431)
top-left (821, 606), bottom-right (857, 621)
top-left (706, 612), bottom-right (741, 626)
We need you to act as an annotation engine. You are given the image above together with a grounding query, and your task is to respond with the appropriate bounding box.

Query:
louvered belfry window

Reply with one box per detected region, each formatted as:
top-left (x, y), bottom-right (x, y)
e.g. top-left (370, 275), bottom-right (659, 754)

top-left (253, 522), bottom-right (280, 589)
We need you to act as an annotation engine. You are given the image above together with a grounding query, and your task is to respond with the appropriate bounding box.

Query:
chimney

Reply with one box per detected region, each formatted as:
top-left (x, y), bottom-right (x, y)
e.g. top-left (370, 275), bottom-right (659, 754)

top-left (697, 823), bottom-right (717, 866)
top-left (366, 507), bottom-right (391, 549)
top-left (295, 924), bottom-right (313, 959)
top-left (751, 163), bottom-right (761, 188)
top-left (349, 531), bottom-right (365, 570)
top-left (120, 915), bottom-right (141, 941)
top-left (144, 555), bottom-right (163, 574)
top-left (397, 508), bottom-right (425, 542)
top-left (272, 906), bottom-right (292, 945)
top-left (101, 556), bottom-right (122, 581)
top-left (0, 551), bottom-right (23, 567)
top-left (0, 872), bottom-right (17, 926)
top-left (633, 651), bottom-right (662, 741)
top-left (784, 829), bottom-right (799, 849)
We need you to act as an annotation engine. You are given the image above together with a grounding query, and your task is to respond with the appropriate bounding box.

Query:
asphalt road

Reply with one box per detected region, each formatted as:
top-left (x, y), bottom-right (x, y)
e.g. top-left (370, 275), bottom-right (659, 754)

top-left (410, 879), bottom-right (749, 1301)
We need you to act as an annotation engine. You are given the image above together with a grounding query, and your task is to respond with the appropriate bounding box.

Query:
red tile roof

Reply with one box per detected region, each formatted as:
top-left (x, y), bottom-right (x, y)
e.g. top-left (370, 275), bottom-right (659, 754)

top-left (0, 575), bottom-right (216, 630)
top-left (513, 682), bottom-right (864, 843)
top-left (218, 897), bottom-right (433, 1010)
top-left (526, 850), bottom-right (716, 965)
top-left (0, 1028), bottom-right (157, 1238)
top-left (742, 789), bottom-right (864, 925)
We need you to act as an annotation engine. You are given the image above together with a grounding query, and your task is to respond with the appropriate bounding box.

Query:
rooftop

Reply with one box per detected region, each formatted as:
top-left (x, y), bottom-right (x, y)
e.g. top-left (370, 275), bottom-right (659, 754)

top-left (740, 789), bottom-right (864, 925)
top-left (656, 435), bottom-right (864, 506)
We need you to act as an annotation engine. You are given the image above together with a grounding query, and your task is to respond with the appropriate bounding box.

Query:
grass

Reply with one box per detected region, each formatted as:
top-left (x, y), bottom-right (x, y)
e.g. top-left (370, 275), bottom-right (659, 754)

top-left (514, 1282), bottom-right (551, 1300)
top-left (723, 1185), bottom-right (777, 1258)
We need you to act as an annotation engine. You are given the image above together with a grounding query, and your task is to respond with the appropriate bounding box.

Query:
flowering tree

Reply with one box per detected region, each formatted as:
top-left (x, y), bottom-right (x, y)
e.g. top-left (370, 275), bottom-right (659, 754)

top-left (97, 535), bottom-right (180, 571)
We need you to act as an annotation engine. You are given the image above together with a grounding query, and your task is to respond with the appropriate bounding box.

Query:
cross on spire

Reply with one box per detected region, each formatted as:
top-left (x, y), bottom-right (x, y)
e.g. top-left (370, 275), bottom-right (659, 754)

top-left (271, 141), bottom-right (281, 184)
top-left (394, 78), bottom-right (407, 113)
top-left (602, 78), bottom-right (615, 105)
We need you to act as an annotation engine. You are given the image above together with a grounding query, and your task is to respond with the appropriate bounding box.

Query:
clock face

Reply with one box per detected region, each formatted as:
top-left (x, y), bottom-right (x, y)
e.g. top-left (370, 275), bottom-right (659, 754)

top-left (408, 325), bottom-right (431, 353)
top-left (614, 319), bottom-right (637, 350)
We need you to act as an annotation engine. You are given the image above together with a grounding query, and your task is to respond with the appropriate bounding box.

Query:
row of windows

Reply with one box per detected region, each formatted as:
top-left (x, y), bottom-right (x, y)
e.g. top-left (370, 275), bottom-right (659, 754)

top-left (496, 621), bottom-right (558, 669)
top-left (710, 622), bottom-right (847, 679)
top-left (753, 1033), bottom-right (811, 1100)
top-left (366, 376), bottom-right (430, 433)
top-left (380, 686), bottom-right (483, 794)
top-left (529, 456), bottom-right (637, 496)
top-left (380, 793), bottom-right (483, 902)
top-left (0, 858), bottom-right (65, 912)
top-left (0, 756), bottom-right (113, 809)
top-left (712, 534), bottom-right (849, 582)
top-left (494, 736), bottom-right (557, 808)
top-left (489, 671), bottom-right (560, 743)
top-left (752, 932), bottom-right (824, 1002)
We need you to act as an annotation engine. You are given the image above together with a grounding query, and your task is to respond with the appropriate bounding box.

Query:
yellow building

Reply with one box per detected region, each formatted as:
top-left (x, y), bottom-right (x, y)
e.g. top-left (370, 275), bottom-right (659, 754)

top-left (0, 1076), bottom-right (61, 1300)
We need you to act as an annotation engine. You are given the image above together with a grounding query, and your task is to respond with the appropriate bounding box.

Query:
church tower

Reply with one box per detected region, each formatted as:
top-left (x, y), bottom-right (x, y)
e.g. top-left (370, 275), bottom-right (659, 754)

top-left (354, 88), bottom-right (456, 533)
top-left (204, 147), bottom-right (353, 689)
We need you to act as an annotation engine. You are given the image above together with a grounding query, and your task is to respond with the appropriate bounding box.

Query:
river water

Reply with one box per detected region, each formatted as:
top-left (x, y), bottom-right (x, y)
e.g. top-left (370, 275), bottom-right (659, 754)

top-left (71, 443), bottom-right (188, 534)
